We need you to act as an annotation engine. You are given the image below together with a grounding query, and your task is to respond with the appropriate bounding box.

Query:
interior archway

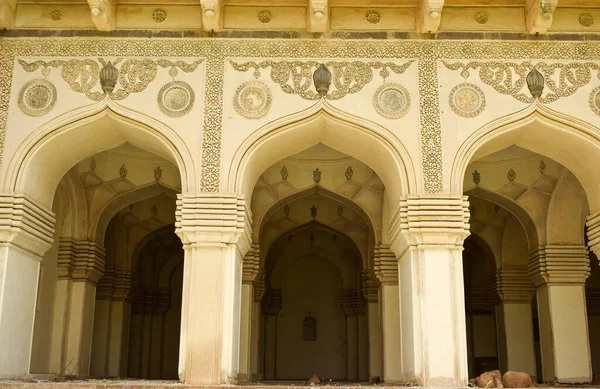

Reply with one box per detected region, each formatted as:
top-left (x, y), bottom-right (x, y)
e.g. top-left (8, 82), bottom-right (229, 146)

top-left (458, 107), bottom-right (596, 383)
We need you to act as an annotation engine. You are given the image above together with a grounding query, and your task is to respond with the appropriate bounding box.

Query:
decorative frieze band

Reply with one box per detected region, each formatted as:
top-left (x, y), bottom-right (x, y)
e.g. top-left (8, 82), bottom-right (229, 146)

top-left (390, 195), bottom-right (470, 253)
top-left (57, 238), bottom-right (106, 283)
top-left (528, 245), bottom-right (590, 287)
top-left (491, 267), bottom-right (535, 303)
top-left (374, 244), bottom-right (398, 284)
top-left (175, 193), bottom-right (251, 254)
top-left (0, 194), bottom-right (55, 257)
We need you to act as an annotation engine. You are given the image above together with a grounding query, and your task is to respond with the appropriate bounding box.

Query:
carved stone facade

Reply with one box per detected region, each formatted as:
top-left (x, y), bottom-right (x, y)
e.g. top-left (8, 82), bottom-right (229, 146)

top-left (2, 7), bottom-right (600, 388)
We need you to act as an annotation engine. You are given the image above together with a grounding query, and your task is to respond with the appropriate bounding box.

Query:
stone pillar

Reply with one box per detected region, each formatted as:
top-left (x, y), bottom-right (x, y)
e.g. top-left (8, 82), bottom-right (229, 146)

top-left (239, 245), bottom-right (259, 381)
top-left (176, 194), bottom-right (251, 384)
top-left (373, 245), bottom-right (402, 383)
top-left (262, 288), bottom-right (281, 380)
top-left (529, 245), bottom-right (592, 383)
top-left (492, 267), bottom-right (537, 379)
top-left (91, 266), bottom-right (135, 378)
top-left (342, 288), bottom-right (361, 381)
top-left (0, 195), bottom-right (54, 377)
top-left (464, 286), bottom-right (496, 375)
top-left (250, 272), bottom-right (265, 379)
top-left (57, 239), bottom-right (106, 377)
top-left (390, 196), bottom-right (470, 387)
top-left (362, 270), bottom-right (381, 382)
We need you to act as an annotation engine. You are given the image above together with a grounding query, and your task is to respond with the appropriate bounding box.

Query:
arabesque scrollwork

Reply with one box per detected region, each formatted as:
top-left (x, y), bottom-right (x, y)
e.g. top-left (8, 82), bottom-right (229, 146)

top-left (18, 58), bottom-right (203, 101)
top-left (443, 60), bottom-right (600, 104)
top-left (229, 59), bottom-right (414, 100)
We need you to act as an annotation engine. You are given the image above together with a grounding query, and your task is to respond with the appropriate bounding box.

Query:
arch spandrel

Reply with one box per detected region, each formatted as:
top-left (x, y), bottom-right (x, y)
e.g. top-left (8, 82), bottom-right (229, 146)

top-left (3, 101), bottom-right (196, 209)
top-left (227, 100), bottom-right (417, 210)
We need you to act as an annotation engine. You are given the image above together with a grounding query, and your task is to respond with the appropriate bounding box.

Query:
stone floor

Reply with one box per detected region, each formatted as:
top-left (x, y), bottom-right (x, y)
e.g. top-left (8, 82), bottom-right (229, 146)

top-left (0, 381), bottom-right (597, 389)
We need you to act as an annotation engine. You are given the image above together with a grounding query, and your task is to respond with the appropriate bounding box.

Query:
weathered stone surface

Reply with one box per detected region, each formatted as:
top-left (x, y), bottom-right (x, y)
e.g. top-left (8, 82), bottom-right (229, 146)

top-left (502, 371), bottom-right (532, 388)
top-left (477, 370), bottom-right (502, 388)
top-left (308, 374), bottom-right (320, 385)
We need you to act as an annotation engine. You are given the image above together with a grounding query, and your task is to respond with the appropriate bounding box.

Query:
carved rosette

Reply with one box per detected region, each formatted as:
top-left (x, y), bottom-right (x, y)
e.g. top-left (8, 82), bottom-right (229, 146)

top-left (18, 79), bottom-right (57, 117)
top-left (448, 83), bottom-right (486, 118)
top-left (372, 83), bottom-right (411, 119)
top-left (157, 80), bottom-right (195, 117)
top-left (233, 80), bottom-right (272, 119)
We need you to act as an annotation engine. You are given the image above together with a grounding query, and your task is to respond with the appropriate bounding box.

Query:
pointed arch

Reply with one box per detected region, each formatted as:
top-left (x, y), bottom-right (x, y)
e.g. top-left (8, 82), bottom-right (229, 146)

top-left (254, 185), bottom-right (377, 243)
top-left (228, 100), bottom-right (417, 208)
top-left (467, 186), bottom-right (539, 251)
top-left (452, 102), bottom-right (600, 213)
top-left (3, 100), bottom-right (195, 209)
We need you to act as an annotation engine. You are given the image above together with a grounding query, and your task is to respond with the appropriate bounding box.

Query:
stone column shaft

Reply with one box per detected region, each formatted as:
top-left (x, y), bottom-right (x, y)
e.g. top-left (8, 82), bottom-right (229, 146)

top-left (492, 267), bottom-right (537, 379)
top-left (176, 194), bottom-right (251, 385)
top-left (363, 270), bottom-right (381, 382)
top-left (239, 245), bottom-right (259, 380)
top-left (390, 195), bottom-right (470, 387)
top-left (529, 245), bottom-right (592, 383)
top-left (57, 239), bottom-right (106, 377)
top-left (374, 245), bottom-right (401, 383)
top-left (0, 195), bottom-right (54, 377)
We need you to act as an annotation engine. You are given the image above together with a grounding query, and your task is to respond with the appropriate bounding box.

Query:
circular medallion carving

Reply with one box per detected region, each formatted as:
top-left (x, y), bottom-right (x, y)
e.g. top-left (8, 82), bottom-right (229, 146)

top-left (153, 9), bottom-right (167, 23)
top-left (365, 10), bottom-right (381, 24)
top-left (18, 79), bottom-right (57, 117)
top-left (234, 80), bottom-right (272, 119)
top-left (157, 81), bottom-right (195, 117)
top-left (372, 83), bottom-right (410, 119)
top-left (258, 10), bottom-right (272, 23)
top-left (590, 86), bottom-right (600, 116)
top-left (474, 11), bottom-right (489, 24)
top-left (579, 13), bottom-right (594, 27)
top-left (449, 83), bottom-right (486, 118)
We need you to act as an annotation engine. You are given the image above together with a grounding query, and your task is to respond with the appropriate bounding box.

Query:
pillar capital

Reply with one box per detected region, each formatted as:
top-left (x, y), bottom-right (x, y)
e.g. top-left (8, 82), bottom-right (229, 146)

top-left (176, 193), bottom-right (251, 255)
top-left (528, 245), bottom-right (590, 288)
top-left (0, 194), bottom-right (55, 257)
top-left (361, 270), bottom-right (380, 302)
top-left (492, 267), bottom-right (535, 303)
top-left (390, 195), bottom-right (470, 257)
top-left (586, 210), bottom-right (600, 256)
top-left (465, 287), bottom-right (494, 314)
top-left (57, 238), bottom-right (106, 284)
top-left (342, 287), bottom-right (364, 315)
top-left (88, 0), bottom-right (115, 31)
top-left (373, 245), bottom-right (397, 284)
top-left (97, 266), bottom-right (137, 301)
top-left (242, 244), bottom-right (260, 283)
top-left (308, 0), bottom-right (327, 32)
top-left (261, 288), bottom-right (281, 315)
top-left (254, 271), bottom-right (265, 302)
